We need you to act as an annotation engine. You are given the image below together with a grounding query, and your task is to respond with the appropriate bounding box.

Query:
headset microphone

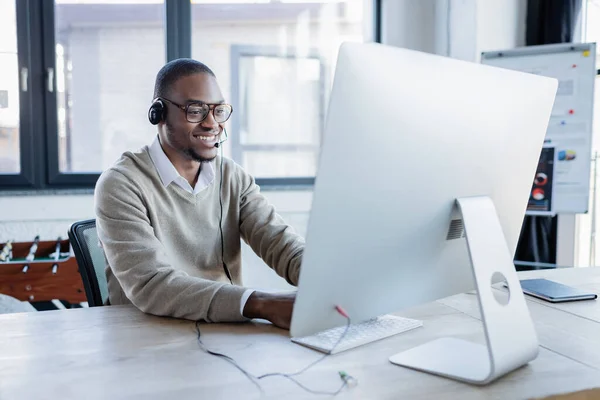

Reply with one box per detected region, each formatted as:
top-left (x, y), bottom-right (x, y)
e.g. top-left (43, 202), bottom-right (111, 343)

top-left (214, 127), bottom-right (228, 148)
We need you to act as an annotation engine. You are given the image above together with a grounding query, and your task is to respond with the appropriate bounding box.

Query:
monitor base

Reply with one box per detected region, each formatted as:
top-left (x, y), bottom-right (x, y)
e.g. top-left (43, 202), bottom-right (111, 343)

top-left (389, 196), bottom-right (539, 385)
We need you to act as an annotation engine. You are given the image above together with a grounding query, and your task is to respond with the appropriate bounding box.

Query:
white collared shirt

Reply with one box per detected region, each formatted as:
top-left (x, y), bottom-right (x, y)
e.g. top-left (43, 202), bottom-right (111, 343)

top-left (148, 136), bottom-right (254, 317)
top-left (148, 135), bottom-right (216, 194)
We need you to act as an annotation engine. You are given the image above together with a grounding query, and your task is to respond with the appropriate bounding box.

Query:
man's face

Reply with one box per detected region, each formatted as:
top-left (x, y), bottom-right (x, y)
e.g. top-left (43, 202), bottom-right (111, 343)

top-left (161, 73), bottom-right (226, 162)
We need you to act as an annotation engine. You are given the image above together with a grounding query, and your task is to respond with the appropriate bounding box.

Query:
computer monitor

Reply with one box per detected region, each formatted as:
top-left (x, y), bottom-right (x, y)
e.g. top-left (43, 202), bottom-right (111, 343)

top-left (290, 42), bottom-right (557, 384)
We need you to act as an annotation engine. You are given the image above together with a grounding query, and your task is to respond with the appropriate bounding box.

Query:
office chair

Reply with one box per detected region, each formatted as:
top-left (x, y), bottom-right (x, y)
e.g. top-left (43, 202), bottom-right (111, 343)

top-left (68, 219), bottom-right (109, 307)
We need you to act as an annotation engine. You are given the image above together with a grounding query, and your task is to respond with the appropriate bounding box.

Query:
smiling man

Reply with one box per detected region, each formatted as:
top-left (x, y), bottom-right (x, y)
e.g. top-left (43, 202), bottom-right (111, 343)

top-left (94, 58), bottom-right (304, 329)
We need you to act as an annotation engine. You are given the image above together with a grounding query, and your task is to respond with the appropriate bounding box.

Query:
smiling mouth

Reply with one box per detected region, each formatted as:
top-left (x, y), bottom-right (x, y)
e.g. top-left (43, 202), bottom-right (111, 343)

top-left (193, 133), bottom-right (218, 141)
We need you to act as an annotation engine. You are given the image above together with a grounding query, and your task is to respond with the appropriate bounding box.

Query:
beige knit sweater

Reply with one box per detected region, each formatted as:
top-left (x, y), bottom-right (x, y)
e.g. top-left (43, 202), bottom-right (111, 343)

top-left (94, 147), bottom-right (304, 322)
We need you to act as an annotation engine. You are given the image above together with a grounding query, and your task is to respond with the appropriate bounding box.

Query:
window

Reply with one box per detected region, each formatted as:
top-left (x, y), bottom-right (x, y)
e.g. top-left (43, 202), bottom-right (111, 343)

top-left (0, 0), bottom-right (20, 174)
top-left (0, 0), bottom-right (378, 190)
top-left (54, 0), bottom-right (166, 174)
top-left (192, 0), bottom-right (368, 183)
top-left (233, 51), bottom-right (323, 179)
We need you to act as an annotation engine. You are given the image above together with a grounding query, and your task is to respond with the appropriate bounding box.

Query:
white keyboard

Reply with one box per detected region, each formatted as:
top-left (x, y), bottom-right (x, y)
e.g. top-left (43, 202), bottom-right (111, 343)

top-left (291, 315), bottom-right (423, 354)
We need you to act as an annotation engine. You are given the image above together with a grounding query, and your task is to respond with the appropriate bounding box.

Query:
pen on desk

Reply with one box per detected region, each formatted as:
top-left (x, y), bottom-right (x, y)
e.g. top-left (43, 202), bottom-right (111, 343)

top-left (51, 237), bottom-right (61, 274)
top-left (0, 240), bottom-right (12, 262)
top-left (25, 235), bottom-right (40, 262)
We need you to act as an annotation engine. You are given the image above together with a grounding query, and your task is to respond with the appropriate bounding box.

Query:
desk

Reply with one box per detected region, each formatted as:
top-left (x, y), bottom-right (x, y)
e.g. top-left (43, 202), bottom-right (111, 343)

top-left (1, 269), bottom-right (600, 400)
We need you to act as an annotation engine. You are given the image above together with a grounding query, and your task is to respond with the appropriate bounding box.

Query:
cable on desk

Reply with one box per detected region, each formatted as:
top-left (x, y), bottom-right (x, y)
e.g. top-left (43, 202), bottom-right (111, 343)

top-left (194, 323), bottom-right (263, 394)
top-left (194, 305), bottom-right (357, 397)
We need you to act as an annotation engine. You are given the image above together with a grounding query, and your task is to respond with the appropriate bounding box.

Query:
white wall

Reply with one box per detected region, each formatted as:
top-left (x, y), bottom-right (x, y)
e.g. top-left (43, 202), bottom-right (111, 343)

top-left (382, 0), bottom-right (526, 61)
top-left (476, 0), bottom-right (526, 56)
top-left (381, 0), bottom-right (437, 53)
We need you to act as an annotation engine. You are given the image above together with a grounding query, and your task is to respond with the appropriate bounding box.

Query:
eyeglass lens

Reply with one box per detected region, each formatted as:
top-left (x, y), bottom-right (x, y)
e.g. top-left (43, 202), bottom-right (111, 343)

top-left (187, 104), bottom-right (232, 123)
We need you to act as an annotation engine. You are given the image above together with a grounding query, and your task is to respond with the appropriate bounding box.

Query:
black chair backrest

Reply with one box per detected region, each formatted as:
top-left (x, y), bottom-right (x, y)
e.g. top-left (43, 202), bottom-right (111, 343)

top-left (68, 219), bottom-right (109, 307)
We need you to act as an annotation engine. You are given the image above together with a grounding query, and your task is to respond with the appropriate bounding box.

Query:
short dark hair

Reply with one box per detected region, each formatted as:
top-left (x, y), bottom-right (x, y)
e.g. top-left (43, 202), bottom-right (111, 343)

top-left (153, 58), bottom-right (215, 99)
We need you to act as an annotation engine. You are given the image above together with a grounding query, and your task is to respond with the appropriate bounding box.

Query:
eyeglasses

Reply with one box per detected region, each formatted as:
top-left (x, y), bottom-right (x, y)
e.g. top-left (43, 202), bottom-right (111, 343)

top-left (161, 97), bottom-right (233, 124)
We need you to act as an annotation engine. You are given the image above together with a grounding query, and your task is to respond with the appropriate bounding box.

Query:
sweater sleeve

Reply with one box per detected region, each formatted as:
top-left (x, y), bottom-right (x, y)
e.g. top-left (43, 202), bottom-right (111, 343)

top-left (95, 169), bottom-right (247, 322)
top-left (237, 166), bottom-right (305, 286)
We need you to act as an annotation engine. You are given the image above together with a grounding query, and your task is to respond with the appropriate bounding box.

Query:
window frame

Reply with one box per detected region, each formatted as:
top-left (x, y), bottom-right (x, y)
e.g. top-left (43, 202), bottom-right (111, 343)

top-left (41, 0), bottom-right (99, 188)
top-left (0, 0), bottom-right (36, 188)
top-left (230, 45), bottom-right (326, 187)
top-left (0, 0), bottom-right (382, 191)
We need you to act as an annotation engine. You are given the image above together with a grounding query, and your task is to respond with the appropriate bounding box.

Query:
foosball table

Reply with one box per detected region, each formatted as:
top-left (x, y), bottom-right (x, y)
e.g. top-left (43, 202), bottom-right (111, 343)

top-left (0, 237), bottom-right (86, 303)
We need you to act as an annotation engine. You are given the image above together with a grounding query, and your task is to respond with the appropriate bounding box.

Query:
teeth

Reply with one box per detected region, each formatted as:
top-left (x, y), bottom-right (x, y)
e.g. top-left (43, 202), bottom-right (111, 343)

top-left (196, 136), bottom-right (215, 140)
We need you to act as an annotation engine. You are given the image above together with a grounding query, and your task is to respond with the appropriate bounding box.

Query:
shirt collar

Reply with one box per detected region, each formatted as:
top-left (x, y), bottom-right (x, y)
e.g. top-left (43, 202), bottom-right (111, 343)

top-left (148, 136), bottom-right (215, 194)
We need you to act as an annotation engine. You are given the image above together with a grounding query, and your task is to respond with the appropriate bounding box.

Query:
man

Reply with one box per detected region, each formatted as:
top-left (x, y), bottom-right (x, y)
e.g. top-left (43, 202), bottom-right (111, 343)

top-left (95, 58), bottom-right (304, 329)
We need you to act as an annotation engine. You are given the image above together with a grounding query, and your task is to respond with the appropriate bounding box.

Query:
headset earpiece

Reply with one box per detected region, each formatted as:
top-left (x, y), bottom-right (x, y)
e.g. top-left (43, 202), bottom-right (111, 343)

top-left (148, 98), bottom-right (166, 125)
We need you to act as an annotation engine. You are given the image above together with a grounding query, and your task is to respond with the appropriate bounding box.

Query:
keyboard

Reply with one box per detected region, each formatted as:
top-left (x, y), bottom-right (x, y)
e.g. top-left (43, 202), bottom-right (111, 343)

top-left (291, 315), bottom-right (423, 354)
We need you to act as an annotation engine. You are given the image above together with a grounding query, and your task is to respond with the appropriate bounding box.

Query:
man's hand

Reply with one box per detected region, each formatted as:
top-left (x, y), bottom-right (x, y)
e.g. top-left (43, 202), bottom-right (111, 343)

top-left (243, 291), bottom-right (296, 330)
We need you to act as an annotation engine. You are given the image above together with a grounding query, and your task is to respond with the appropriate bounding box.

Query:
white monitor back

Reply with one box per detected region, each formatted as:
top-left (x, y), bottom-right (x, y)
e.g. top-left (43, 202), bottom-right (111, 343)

top-left (291, 42), bottom-right (557, 338)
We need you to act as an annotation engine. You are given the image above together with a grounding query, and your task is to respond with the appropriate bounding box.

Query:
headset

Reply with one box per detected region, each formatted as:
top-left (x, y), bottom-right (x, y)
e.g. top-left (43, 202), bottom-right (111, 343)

top-left (148, 98), bottom-right (166, 125)
top-left (148, 98), bottom-right (232, 284)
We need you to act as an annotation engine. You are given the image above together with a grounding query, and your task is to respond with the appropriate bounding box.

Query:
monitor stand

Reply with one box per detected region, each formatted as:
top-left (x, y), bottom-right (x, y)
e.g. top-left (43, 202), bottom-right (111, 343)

top-left (389, 196), bottom-right (539, 385)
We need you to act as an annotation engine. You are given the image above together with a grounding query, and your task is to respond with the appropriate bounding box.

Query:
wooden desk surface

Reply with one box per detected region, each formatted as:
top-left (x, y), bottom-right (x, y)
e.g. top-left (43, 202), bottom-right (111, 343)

top-left (1, 268), bottom-right (600, 400)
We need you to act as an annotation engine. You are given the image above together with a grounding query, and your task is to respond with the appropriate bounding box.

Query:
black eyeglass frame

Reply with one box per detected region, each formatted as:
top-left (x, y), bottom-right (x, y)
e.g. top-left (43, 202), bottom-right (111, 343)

top-left (159, 97), bottom-right (234, 123)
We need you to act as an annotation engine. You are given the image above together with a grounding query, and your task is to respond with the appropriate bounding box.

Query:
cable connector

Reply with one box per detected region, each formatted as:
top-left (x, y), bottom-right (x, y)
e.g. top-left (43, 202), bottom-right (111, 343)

top-left (338, 371), bottom-right (358, 388)
top-left (335, 305), bottom-right (349, 319)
